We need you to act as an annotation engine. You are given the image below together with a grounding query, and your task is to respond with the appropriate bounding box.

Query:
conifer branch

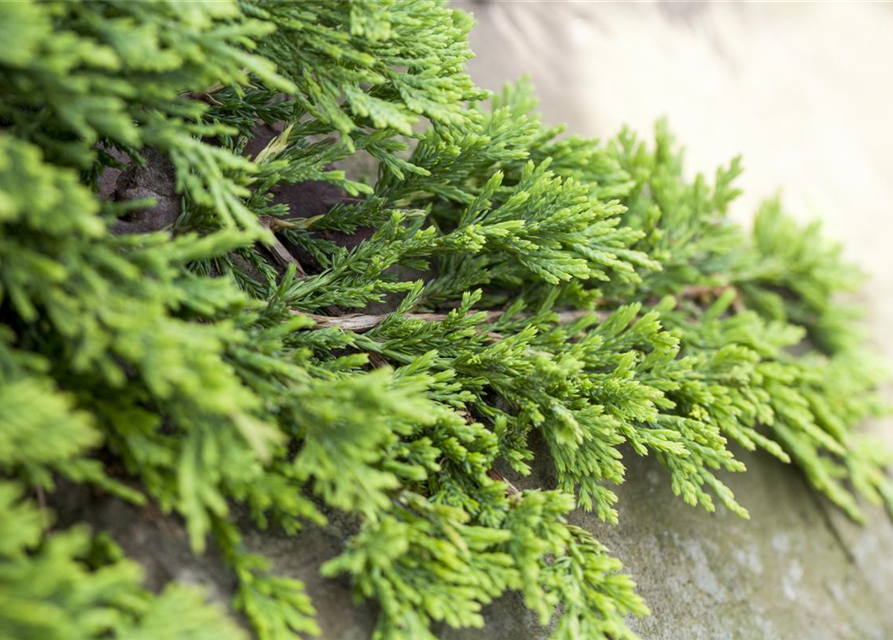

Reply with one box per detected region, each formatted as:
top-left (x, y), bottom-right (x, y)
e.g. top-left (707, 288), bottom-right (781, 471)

top-left (2, 3), bottom-right (889, 640)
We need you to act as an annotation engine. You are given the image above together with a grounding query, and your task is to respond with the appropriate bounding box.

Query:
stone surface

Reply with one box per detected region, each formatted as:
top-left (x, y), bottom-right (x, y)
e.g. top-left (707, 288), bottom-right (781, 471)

top-left (65, 442), bottom-right (893, 639)
top-left (513, 441), bottom-right (893, 640)
top-left (432, 437), bottom-right (893, 640)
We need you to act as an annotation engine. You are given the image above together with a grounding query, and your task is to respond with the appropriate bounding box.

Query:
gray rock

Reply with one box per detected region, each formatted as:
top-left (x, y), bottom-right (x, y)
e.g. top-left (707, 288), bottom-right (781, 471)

top-left (64, 440), bottom-right (893, 639)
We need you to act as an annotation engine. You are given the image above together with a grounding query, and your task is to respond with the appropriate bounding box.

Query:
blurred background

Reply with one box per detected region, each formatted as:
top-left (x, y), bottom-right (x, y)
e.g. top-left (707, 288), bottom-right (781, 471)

top-left (458, 0), bottom-right (893, 441)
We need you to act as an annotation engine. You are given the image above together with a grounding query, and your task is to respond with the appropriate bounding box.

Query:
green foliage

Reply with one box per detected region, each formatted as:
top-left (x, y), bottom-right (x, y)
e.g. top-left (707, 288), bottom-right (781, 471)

top-left (0, 482), bottom-right (246, 640)
top-left (0, 1), bottom-right (890, 640)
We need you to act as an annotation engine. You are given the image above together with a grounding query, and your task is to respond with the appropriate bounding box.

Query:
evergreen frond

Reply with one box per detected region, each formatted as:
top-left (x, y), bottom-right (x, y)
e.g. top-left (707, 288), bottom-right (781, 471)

top-left (1, 2), bottom-right (890, 639)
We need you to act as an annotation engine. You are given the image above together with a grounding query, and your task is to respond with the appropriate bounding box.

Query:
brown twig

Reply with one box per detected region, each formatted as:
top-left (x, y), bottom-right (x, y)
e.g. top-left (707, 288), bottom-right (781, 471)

top-left (35, 486), bottom-right (50, 534)
top-left (486, 468), bottom-right (521, 497)
top-left (294, 308), bottom-right (602, 335)
top-left (647, 283), bottom-right (745, 311)
top-left (297, 284), bottom-right (743, 335)
top-left (684, 283), bottom-right (746, 313)
top-left (366, 352), bottom-right (390, 369)
top-left (295, 284), bottom-right (744, 366)
top-left (258, 215), bottom-right (299, 232)
top-left (454, 408), bottom-right (521, 500)
top-left (679, 284), bottom-right (724, 298)
top-left (259, 216), bottom-right (307, 277)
